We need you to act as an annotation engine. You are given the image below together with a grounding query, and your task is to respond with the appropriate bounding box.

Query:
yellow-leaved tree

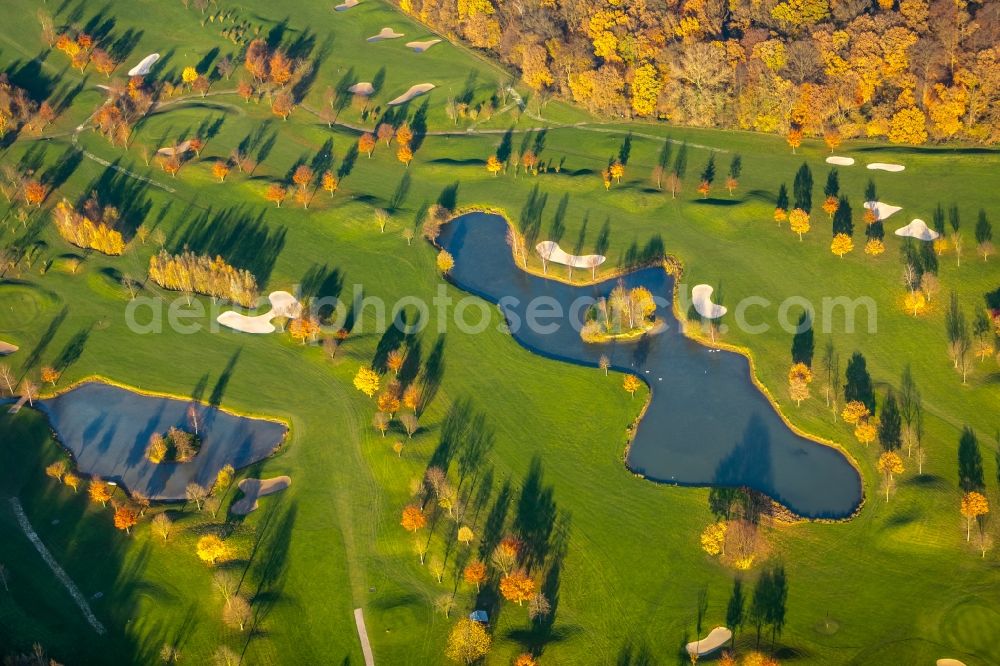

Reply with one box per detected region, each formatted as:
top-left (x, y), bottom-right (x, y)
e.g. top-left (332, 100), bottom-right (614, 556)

top-left (877, 451), bottom-right (904, 501)
top-left (700, 521), bottom-right (728, 556)
top-left (788, 208), bottom-right (810, 240)
top-left (445, 618), bottom-right (491, 663)
top-left (630, 63), bottom-right (662, 117)
top-left (196, 535), bottom-right (231, 565)
top-left (353, 367), bottom-right (380, 397)
top-left (831, 233), bottom-right (854, 257)
top-left (961, 491), bottom-right (989, 542)
top-left (437, 250), bottom-right (455, 275)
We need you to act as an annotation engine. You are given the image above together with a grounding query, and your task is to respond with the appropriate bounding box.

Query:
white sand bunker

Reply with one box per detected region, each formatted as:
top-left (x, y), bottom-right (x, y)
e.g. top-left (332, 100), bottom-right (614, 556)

top-left (936, 660), bottom-right (967, 666)
top-left (348, 82), bottom-right (375, 96)
top-left (156, 140), bottom-right (192, 157)
top-left (692, 284), bottom-right (726, 319)
top-left (864, 201), bottom-right (902, 220)
top-left (231, 476), bottom-right (291, 516)
top-left (217, 290), bottom-right (302, 334)
top-left (388, 83), bottom-right (435, 106)
top-left (895, 218), bottom-right (939, 241)
top-left (686, 627), bottom-right (732, 657)
top-left (334, 0), bottom-right (358, 10)
top-left (127, 53), bottom-right (159, 77)
top-left (0, 340), bottom-right (18, 355)
top-left (826, 156), bottom-right (854, 166)
top-left (867, 162), bottom-right (905, 172)
top-left (367, 27), bottom-right (404, 42)
top-left (406, 39), bottom-right (441, 53)
top-left (535, 241), bottom-right (606, 269)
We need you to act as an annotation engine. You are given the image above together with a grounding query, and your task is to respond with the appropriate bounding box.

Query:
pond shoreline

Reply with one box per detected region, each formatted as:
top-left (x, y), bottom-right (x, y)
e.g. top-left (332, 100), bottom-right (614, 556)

top-left (16, 377), bottom-right (289, 502)
top-left (435, 208), bottom-right (864, 521)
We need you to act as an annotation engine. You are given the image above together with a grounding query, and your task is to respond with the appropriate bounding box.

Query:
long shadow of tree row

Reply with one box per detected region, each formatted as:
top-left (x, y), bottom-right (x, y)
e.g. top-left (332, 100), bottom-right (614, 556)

top-left (171, 205), bottom-right (287, 286)
top-left (77, 164), bottom-right (154, 241)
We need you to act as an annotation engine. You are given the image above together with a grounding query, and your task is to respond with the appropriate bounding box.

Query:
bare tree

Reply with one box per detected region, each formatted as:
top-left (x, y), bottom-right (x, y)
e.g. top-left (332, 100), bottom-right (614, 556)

top-left (0, 363), bottom-right (15, 394)
top-left (901, 263), bottom-right (919, 293)
top-left (186, 483), bottom-right (208, 511)
top-left (19, 380), bottom-right (38, 406)
top-left (159, 644), bottom-right (181, 663)
top-left (122, 274), bottom-right (140, 299)
top-left (222, 594), bottom-right (252, 631)
top-left (151, 512), bottom-right (173, 542)
top-left (399, 412), bottom-right (419, 438)
top-left (375, 208), bottom-right (390, 233)
top-left (216, 55), bottom-right (235, 80)
top-left (213, 571), bottom-right (238, 601)
top-left (213, 646), bottom-right (240, 666)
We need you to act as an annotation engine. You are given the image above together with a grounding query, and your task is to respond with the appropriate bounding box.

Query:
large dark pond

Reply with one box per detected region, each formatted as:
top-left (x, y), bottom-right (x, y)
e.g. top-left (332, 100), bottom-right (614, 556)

top-left (439, 212), bottom-right (862, 519)
top-left (32, 382), bottom-right (286, 500)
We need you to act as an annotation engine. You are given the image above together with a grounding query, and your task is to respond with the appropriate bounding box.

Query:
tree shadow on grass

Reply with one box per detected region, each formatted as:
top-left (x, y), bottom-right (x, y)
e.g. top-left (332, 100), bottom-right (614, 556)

top-left (172, 205), bottom-right (286, 286)
top-left (209, 348), bottom-right (242, 409)
top-left (42, 146), bottom-right (84, 192)
top-left (692, 198), bottom-right (743, 207)
top-left (53, 325), bottom-right (91, 373)
top-left (614, 640), bottom-right (659, 665)
top-left (78, 164), bottom-right (153, 240)
top-left (419, 335), bottom-right (446, 413)
top-left (242, 501), bottom-right (297, 649)
top-left (21, 305), bottom-right (68, 374)
top-left (299, 263), bottom-right (344, 324)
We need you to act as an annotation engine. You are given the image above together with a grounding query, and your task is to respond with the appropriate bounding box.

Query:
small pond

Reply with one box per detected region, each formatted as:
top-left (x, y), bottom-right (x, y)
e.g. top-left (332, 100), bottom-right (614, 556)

top-left (32, 382), bottom-right (286, 500)
top-left (438, 212), bottom-right (862, 519)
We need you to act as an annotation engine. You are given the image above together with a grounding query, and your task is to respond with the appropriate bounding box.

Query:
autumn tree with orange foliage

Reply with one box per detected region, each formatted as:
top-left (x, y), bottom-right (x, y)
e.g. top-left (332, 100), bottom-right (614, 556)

top-left (499, 569), bottom-right (535, 605)
top-left (322, 171), bottom-right (338, 197)
top-left (89, 479), bottom-right (113, 507)
top-left (786, 126), bottom-right (803, 153)
top-left (397, 143), bottom-right (414, 167)
top-left (395, 123), bottom-right (413, 147)
top-left (212, 162), bottom-right (230, 183)
top-left (400, 504), bottom-right (427, 532)
top-left (359, 133), bottom-right (377, 158)
top-left (293, 164), bottom-right (314, 191)
top-left (264, 183), bottom-right (287, 208)
top-left (113, 505), bottom-right (139, 534)
top-left (269, 50), bottom-right (293, 87)
top-left (463, 560), bottom-right (487, 592)
top-left (23, 180), bottom-right (47, 207)
top-left (272, 91), bottom-right (293, 120)
top-left (40, 366), bottom-right (60, 386)
top-left (289, 316), bottom-right (320, 344)
top-left (823, 128), bottom-right (841, 153)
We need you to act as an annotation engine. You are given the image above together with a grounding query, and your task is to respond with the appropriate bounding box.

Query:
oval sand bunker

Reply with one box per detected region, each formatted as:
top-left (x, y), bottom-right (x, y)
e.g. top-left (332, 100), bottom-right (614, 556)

top-left (867, 162), bottom-right (905, 172)
top-left (348, 82), bottom-right (375, 96)
top-left (388, 83), bottom-right (435, 106)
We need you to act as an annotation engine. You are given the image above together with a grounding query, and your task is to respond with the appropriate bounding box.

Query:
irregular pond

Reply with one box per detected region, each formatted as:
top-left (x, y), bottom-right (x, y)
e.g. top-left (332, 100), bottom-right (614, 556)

top-left (32, 382), bottom-right (287, 501)
top-left (439, 213), bottom-right (862, 519)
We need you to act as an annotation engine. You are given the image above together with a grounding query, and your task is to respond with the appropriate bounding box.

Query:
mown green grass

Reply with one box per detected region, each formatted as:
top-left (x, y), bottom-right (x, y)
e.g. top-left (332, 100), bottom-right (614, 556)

top-left (1, 0), bottom-right (1000, 664)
